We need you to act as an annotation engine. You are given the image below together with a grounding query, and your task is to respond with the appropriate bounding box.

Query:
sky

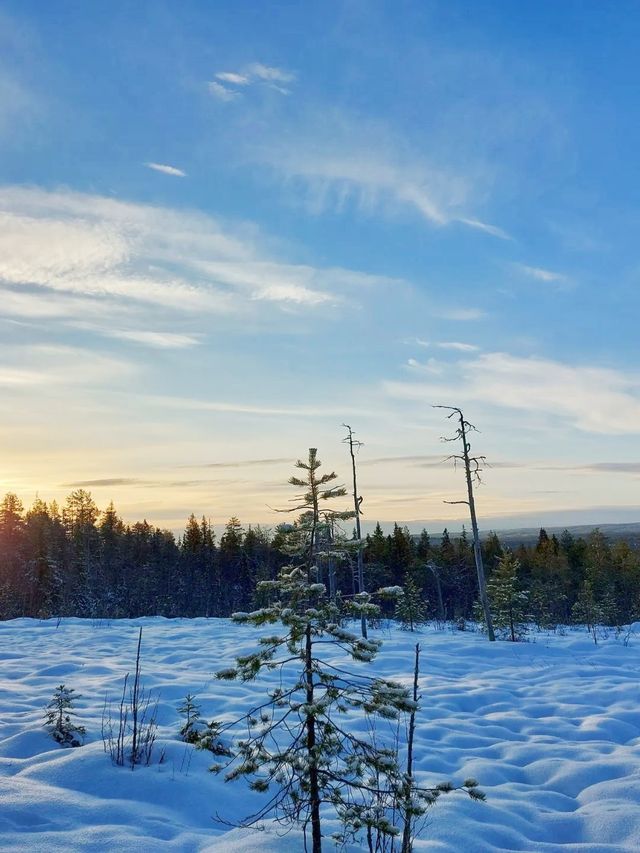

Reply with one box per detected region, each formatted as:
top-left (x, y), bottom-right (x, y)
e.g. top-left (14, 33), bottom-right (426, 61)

top-left (1, 0), bottom-right (639, 534)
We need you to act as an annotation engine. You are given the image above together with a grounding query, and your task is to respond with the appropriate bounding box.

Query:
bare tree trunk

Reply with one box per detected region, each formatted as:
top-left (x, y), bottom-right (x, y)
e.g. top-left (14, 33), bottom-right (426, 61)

top-left (305, 622), bottom-right (322, 852)
top-left (401, 643), bottom-right (420, 853)
top-left (326, 517), bottom-right (337, 600)
top-left (435, 407), bottom-right (495, 642)
top-left (343, 424), bottom-right (367, 638)
top-left (130, 627), bottom-right (143, 767)
top-left (458, 417), bottom-right (495, 642)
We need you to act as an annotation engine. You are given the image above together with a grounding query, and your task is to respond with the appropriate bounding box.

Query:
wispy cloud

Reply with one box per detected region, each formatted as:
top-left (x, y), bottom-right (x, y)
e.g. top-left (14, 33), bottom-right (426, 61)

top-left (214, 72), bottom-right (250, 86)
top-left (145, 162), bottom-right (186, 177)
top-left (458, 217), bottom-right (511, 240)
top-left (195, 458), bottom-right (292, 469)
top-left (245, 63), bottom-right (294, 84)
top-left (540, 462), bottom-right (640, 475)
top-left (63, 478), bottom-right (143, 487)
top-left (0, 186), bottom-right (391, 328)
top-left (515, 263), bottom-right (568, 284)
top-left (416, 338), bottom-right (480, 352)
top-left (437, 341), bottom-right (480, 352)
top-left (0, 344), bottom-right (134, 388)
top-left (406, 357), bottom-right (443, 374)
top-left (252, 115), bottom-right (507, 239)
top-left (359, 454), bottom-right (444, 467)
top-left (0, 367), bottom-right (46, 386)
top-left (145, 394), bottom-right (376, 419)
top-left (208, 81), bottom-right (240, 102)
top-left (97, 329), bottom-right (201, 349)
top-left (386, 351), bottom-right (640, 435)
top-left (587, 462), bottom-right (640, 474)
top-left (436, 307), bottom-right (486, 321)
top-left (209, 63), bottom-right (295, 100)
top-left (61, 477), bottom-right (211, 488)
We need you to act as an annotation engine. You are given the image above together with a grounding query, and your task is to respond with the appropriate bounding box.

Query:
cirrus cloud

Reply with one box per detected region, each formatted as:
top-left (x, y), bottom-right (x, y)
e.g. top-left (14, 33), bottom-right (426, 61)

top-left (386, 351), bottom-right (640, 435)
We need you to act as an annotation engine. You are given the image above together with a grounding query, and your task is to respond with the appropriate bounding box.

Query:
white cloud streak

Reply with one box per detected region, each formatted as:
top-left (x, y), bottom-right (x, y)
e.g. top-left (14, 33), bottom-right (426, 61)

top-left (412, 340), bottom-right (480, 352)
top-left (435, 307), bottom-right (486, 321)
top-left (208, 81), bottom-right (240, 102)
top-left (215, 72), bottom-right (250, 86)
top-left (0, 344), bottom-right (134, 388)
top-left (245, 63), bottom-right (295, 84)
top-left (145, 162), bottom-right (187, 177)
top-left (209, 63), bottom-right (295, 100)
top-left (255, 125), bottom-right (507, 239)
top-left (436, 341), bottom-right (480, 352)
top-left (515, 263), bottom-right (567, 283)
top-left (386, 351), bottom-right (640, 435)
top-left (146, 395), bottom-right (365, 419)
top-left (0, 186), bottom-right (400, 347)
top-left (90, 329), bottom-right (201, 349)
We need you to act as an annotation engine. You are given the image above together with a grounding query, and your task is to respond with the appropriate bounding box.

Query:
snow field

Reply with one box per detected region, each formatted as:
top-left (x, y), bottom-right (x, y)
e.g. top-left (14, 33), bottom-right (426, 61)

top-left (0, 617), bottom-right (639, 851)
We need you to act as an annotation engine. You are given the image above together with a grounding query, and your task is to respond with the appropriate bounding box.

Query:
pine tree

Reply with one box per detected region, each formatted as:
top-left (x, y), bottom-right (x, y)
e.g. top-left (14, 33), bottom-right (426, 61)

top-left (178, 693), bottom-right (202, 743)
top-left (415, 529), bottom-right (431, 561)
top-left (395, 576), bottom-right (427, 631)
top-left (44, 684), bottom-right (85, 747)
top-left (214, 449), bottom-right (421, 851)
top-left (483, 551), bottom-right (529, 642)
top-left (572, 579), bottom-right (603, 644)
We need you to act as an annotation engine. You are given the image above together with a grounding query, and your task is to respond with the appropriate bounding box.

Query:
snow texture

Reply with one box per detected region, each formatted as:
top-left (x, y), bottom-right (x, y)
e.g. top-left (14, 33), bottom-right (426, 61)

top-left (1, 617), bottom-right (640, 851)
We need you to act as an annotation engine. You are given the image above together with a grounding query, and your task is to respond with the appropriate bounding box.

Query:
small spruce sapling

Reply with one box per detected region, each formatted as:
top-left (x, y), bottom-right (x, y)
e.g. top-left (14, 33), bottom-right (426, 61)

top-left (177, 693), bottom-right (233, 757)
top-left (572, 579), bottom-right (603, 645)
top-left (44, 684), bottom-right (86, 747)
top-left (178, 693), bottom-right (201, 744)
top-left (395, 576), bottom-right (427, 632)
top-left (481, 551), bottom-right (529, 642)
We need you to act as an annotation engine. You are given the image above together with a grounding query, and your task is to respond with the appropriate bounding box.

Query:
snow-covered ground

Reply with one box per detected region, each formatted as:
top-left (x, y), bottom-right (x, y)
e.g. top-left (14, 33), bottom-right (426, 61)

top-left (1, 617), bottom-right (639, 852)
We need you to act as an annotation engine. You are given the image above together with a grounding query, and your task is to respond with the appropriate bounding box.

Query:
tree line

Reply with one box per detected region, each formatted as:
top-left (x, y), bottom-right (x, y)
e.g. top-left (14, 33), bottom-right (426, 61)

top-left (0, 488), bottom-right (639, 628)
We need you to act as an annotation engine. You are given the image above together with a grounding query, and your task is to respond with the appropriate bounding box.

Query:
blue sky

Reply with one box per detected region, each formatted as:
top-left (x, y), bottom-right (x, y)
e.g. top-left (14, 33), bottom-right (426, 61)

top-left (1, 0), bottom-right (639, 532)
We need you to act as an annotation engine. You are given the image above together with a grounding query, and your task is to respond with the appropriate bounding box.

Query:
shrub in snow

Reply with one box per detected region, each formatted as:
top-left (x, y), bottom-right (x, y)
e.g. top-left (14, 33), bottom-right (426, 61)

top-left (102, 628), bottom-right (159, 768)
top-left (44, 684), bottom-right (85, 747)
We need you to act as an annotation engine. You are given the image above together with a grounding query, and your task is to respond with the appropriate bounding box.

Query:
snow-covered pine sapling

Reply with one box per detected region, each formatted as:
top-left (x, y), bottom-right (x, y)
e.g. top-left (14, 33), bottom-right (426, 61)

top-left (178, 693), bottom-right (201, 744)
top-left (484, 551), bottom-right (529, 642)
top-left (214, 449), bottom-right (417, 853)
top-left (395, 576), bottom-right (427, 632)
top-left (44, 684), bottom-right (86, 747)
top-left (177, 693), bottom-right (231, 756)
top-left (572, 579), bottom-right (603, 645)
top-left (194, 719), bottom-right (232, 757)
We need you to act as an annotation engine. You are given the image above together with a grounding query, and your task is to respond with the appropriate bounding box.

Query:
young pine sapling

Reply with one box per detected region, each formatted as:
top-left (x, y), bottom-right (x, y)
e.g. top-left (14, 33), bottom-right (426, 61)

top-left (44, 684), bottom-right (86, 747)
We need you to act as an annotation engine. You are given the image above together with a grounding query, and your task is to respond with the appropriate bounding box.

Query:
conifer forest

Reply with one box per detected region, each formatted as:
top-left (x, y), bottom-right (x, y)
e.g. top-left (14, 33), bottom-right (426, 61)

top-left (1, 475), bottom-right (638, 636)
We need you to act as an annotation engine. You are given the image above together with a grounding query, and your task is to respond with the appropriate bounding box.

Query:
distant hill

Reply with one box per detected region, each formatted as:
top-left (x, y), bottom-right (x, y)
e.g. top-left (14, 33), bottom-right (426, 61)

top-left (423, 522), bottom-right (640, 548)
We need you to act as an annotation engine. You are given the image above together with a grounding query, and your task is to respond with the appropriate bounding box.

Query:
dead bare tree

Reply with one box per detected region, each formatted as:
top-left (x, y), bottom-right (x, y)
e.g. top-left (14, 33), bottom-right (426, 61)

top-left (343, 424), bottom-right (367, 639)
top-left (434, 406), bottom-right (495, 642)
top-left (401, 643), bottom-right (421, 853)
